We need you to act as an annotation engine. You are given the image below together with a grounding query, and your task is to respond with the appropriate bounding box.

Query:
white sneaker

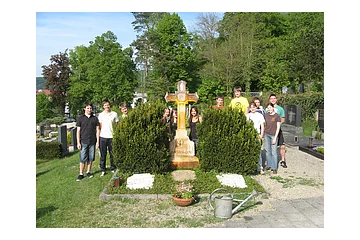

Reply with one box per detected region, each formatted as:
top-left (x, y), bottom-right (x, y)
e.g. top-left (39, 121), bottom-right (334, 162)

top-left (100, 171), bottom-right (105, 177)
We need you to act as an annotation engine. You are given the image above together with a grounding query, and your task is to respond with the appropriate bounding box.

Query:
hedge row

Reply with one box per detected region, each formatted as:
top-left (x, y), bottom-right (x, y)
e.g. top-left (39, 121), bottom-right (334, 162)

top-left (36, 141), bottom-right (62, 159)
top-left (112, 100), bottom-right (171, 174)
top-left (250, 92), bottom-right (324, 121)
top-left (197, 107), bottom-right (260, 175)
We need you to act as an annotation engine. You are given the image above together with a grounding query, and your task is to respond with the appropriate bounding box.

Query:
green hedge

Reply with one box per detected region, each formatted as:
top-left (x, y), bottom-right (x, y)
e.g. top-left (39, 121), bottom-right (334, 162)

top-left (36, 141), bottom-right (62, 159)
top-left (256, 92), bottom-right (324, 121)
top-left (196, 107), bottom-right (260, 175)
top-left (112, 100), bottom-right (171, 174)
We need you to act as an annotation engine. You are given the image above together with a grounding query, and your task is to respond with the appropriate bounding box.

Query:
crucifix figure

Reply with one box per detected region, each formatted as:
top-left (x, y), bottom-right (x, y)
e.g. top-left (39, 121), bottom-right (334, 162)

top-left (165, 81), bottom-right (199, 168)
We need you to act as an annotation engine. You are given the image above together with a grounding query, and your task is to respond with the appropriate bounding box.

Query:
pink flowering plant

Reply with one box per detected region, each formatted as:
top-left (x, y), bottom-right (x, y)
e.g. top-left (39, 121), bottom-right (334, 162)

top-left (173, 182), bottom-right (195, 199)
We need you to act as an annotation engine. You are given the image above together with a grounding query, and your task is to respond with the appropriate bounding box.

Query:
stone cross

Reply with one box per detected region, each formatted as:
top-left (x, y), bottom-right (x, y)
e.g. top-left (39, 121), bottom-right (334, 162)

top-left (164, 80), bottom-right (199, 168)
top-left (165, 80), bottom-right (198, 135)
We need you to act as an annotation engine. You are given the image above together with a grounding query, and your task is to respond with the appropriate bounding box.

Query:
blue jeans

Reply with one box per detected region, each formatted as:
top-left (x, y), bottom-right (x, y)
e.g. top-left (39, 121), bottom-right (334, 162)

top-left (264, 134), bottom-right (278, 170)
top-left (79, 143), bottom-right (95, 163)
top-left (257, 152), bottom-right (263, 171)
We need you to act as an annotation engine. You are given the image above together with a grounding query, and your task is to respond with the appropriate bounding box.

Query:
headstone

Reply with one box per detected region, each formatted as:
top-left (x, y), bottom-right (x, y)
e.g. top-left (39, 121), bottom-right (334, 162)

top-left (58, 125), bottom-right (68, 156)
top-left (70, 127), bottom-right (77, 147)
top-left (284, 105), bottom-right (302, 127)
top-left (39, 125), bottom-right (44, 136)
top-left (165, 81), bottom-right (199, 169)
top-left (317, 104), bottom-right (324, 132)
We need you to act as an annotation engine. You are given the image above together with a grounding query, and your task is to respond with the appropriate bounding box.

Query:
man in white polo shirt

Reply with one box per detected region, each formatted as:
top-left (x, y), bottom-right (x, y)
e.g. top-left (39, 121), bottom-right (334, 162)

top-left (98, 99), bottom-right (119, 176)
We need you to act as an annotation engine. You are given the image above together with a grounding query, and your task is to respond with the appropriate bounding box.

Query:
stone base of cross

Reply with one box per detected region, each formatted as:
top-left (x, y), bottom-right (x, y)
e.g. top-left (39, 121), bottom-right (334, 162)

top-left (165, 81), bottom-right (199, 169)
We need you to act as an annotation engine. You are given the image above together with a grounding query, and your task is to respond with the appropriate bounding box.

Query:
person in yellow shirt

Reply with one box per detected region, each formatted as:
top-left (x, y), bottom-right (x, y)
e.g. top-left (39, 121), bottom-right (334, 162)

top-left (229, 87), bottom-right (249, 114)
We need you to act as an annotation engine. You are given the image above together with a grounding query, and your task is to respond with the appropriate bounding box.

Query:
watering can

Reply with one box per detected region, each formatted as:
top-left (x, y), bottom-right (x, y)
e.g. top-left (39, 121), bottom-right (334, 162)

top-left (208, 188), bottom-right (258, 219)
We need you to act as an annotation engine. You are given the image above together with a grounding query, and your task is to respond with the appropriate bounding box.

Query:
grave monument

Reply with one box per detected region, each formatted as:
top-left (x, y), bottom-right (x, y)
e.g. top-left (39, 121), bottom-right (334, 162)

top-left (165, 81), bottom-right (199, 168)
top-left (317, 104), bottom-right (324, 132)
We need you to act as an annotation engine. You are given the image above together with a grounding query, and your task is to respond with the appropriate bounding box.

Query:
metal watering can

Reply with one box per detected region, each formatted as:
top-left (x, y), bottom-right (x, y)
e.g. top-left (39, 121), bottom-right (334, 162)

top-left (208, 188), bottom-right (258, 219)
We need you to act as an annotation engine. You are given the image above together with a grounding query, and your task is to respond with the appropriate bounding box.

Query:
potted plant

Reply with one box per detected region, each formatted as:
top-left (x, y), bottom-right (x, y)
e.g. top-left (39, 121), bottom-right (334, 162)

top-left (172, 182), bottom-right (195, 207)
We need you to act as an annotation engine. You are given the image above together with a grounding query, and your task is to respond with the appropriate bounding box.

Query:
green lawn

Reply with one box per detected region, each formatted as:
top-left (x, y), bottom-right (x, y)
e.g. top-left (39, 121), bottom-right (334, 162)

top-left (36, 151), bottom-right (265, 228)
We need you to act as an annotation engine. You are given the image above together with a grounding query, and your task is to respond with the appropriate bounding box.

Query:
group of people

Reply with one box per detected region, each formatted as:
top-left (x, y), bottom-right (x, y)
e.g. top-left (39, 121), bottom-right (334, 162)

top-left (75, 87), bottom-right (288, 181)
top-left (75, 100), bottom-right (128, 181)
top-left (212, 87), bottom-right (287, 174)
top-left (162, 105), bottom-right (202, 151)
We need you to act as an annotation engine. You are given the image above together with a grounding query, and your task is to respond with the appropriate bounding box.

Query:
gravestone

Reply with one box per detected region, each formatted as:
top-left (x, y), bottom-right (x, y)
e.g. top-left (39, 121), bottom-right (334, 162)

top-left (318, 104), bottom-right (324, 132)
top-left (70, 127), bottom-right (77, 147)
top-left (58, 125), bottom-right (68, 156)
top-left (284, 105), bottom-right (302, 127)
top-left (165, 81), bottom-right (199, 169)
top-left (39, 125), bottom-right (44, 136)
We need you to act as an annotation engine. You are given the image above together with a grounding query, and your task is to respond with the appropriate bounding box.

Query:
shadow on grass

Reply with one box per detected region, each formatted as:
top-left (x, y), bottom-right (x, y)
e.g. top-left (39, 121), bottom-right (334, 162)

top-left (36, 206), bottom-right (57, 220)
top-left (36, 169), bottom-right (53, 178)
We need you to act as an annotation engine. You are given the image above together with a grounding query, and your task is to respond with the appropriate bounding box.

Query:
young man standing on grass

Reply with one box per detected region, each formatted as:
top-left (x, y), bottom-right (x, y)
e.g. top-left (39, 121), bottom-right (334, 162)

top-left (98, 99), bottom-right (119, 176)
top-left (76, 101), bottom-right (100, 181)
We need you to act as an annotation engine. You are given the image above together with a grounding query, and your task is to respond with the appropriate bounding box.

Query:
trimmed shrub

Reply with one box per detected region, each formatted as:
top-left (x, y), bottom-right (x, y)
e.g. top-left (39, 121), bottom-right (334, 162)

top-left (112, 100), bottom-right (171, 174)
top-left (258, 92), bottom-right (324, 121)
top-left (36, 141), bottom-right (62, 159)
top-left (197, 107), bottom-right (260, 175)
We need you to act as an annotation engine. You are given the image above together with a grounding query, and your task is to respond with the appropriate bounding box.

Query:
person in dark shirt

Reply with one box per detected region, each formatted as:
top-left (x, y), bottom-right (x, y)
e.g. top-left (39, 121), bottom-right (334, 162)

top-left (188, 106), bottom-right (202, 154)
top-left (169, 108), bottom-right (178, 141)
top-left (76, 101), bottom-right (100, 181)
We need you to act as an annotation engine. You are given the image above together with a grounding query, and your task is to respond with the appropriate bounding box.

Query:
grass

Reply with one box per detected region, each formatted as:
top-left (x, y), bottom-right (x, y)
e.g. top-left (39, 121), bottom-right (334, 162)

top-left (36, 151), bottom-right (265, 228)
top-left (302, 119), bottom-right (320, 137)
top-left (270, 175), bottom-right (323, 188)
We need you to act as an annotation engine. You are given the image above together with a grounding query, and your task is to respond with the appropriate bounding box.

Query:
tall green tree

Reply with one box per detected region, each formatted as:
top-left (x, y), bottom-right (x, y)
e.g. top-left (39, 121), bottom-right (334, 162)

top-left (146, 13), bottom-right (201, 99)
top-left (215, 12), bottom-right (289, 93)
top-left (131, 12), bottom-right (167, 77)
top-left (68, 31), bottom-right (137, 115)
top-left (286, 12), bottom-right (324, 92)
top-left (41, 50), bottom-right (70, 115)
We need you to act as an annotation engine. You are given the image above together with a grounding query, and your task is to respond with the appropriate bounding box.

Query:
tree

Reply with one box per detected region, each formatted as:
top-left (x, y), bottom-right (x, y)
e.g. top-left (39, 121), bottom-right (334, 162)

top-left (146, 13), bottom-right (201, 99)
top-left (286, 12), bottom-right (324, 92)
top-left (36, 92), bottom-right (55, 123)
top-left (68, 31), bottom-right (138, 115)
top-left (41, 50), bottom-right (70, 115)
top-left (131, 12), bottom-right (167, 81)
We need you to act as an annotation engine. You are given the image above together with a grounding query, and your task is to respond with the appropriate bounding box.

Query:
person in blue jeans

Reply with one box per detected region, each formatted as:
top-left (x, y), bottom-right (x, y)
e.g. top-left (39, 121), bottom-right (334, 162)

top-left (76, 101), bottom-right (100, 181)
top-left (263, 102), bottom-right (281, 174)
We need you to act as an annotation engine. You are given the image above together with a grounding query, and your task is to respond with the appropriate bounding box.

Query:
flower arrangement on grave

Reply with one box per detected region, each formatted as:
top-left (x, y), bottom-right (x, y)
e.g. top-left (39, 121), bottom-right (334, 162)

top-left (172, 182), bottom-right (195, 207)
top-left (173, 182), bottom-right (195, 199)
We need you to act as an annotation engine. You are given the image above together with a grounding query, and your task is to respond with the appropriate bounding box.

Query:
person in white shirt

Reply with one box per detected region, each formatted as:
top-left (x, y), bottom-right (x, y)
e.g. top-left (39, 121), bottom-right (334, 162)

top-left (246, 101), bottom-right (265, 174)
top-left (98, 99), bottom-right (119, 176)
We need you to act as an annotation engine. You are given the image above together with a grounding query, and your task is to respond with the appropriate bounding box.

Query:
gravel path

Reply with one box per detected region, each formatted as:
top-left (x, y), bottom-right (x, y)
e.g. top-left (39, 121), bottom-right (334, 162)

top-left (254, 145), bottom-right (324, 200)
top-left (209, 145), bottom-right (325, 222)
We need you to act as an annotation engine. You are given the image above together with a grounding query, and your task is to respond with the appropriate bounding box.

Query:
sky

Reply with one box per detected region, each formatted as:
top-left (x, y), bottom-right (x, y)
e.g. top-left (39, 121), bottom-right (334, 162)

top-left (36, 12), bottom-right (209, 77)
